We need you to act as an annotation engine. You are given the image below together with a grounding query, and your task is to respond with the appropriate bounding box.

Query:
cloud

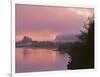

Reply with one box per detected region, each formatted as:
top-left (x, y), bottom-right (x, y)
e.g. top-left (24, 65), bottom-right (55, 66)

top-left (16, 4), bottom-right (94, 41)
top-left (67, 8), bottom-right (94, 18)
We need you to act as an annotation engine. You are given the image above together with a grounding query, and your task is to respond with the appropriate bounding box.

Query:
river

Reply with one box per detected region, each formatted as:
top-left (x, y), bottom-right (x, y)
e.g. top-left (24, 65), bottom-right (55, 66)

top-left (16, 48), bottom-right (71, 73)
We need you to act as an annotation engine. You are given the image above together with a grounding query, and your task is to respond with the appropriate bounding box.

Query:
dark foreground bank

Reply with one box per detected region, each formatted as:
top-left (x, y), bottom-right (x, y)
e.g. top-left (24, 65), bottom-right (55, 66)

top-left (59, 17), bottom-right (94, 70)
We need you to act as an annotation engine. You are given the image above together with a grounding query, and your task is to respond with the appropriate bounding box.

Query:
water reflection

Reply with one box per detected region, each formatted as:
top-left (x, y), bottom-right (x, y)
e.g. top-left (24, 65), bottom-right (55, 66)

top-left (16, 48), bottom-right (71, 73)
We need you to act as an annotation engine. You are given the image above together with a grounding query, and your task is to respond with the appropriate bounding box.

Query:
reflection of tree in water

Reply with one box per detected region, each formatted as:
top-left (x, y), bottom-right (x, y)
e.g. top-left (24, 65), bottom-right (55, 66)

top-left (23, 48), bottom-right (31, 59)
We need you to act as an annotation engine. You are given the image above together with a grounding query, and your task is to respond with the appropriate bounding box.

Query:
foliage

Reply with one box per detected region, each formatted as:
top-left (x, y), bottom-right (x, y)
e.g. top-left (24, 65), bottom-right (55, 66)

top-left (67, 17), bottom-right (94, 69)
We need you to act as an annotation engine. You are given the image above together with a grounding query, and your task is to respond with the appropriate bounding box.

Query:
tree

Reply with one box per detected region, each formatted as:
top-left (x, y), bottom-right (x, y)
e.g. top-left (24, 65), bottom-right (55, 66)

top-left (68, 17), bottom-right (94, 69)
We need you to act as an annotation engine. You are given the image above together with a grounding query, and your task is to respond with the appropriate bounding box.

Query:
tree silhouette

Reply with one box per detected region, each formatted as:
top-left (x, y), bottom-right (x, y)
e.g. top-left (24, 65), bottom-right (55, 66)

top-left (68, 17), bottom-right (94, 69)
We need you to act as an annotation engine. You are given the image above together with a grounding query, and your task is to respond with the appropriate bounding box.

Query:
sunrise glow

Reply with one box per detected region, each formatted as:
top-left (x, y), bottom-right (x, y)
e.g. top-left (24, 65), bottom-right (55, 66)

top-left (16, 4), bottom-right (94, 42)
top-left (16, 32), bottom-right (57, 41)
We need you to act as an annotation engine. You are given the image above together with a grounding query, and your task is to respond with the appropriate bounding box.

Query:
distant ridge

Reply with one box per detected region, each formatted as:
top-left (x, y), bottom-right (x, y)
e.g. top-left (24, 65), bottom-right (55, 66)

top-left (16, 36), bottom-right (57, 48)
top-left (16, 36), bottom-right (33, 47)
top-left (54, 34), bottom-right (79, 43)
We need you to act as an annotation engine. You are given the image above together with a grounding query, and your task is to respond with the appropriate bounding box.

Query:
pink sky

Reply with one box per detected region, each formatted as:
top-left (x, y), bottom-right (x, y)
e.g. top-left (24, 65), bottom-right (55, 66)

top-left (16, 4), bottom-right (94, 41)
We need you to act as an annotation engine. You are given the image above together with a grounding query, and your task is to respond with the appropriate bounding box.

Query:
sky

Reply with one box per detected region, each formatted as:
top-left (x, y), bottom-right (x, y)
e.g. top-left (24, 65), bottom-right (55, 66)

top-left (16, 4), bottom-right (94, 41)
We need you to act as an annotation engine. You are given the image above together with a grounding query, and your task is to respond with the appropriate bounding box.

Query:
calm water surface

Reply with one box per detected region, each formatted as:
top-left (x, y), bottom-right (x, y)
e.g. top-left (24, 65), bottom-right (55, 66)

top-left (16, 48), bottom-right (71, 73)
